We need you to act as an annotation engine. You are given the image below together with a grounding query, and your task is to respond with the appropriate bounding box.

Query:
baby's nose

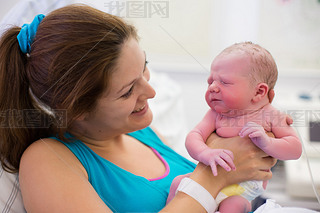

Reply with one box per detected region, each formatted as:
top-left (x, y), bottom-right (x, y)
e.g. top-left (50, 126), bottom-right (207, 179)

top-left (208, 81), bottom-right (219, 93)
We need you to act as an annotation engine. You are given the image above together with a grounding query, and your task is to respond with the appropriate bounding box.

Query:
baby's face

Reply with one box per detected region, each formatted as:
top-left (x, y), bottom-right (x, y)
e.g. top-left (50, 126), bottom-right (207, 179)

top-left (205, 53), bottom-right (257, 115)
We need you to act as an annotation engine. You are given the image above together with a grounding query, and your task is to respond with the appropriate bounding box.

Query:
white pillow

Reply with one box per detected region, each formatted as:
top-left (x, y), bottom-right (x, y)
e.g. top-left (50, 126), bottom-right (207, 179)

top-left (254, 199), bottom-right (319, 213)
top-left (0, 167), bottom-right (26, 213)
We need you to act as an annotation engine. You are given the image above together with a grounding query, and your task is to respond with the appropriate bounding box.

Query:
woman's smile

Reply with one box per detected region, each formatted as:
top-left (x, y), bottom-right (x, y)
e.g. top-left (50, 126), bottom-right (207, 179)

top-left (132, 103), bottom-right (148, 115)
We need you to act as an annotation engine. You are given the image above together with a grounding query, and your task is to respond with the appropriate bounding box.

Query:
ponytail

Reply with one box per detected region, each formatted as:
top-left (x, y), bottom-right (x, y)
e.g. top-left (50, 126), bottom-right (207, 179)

top-left (0, 27), bottom-right (53, 173)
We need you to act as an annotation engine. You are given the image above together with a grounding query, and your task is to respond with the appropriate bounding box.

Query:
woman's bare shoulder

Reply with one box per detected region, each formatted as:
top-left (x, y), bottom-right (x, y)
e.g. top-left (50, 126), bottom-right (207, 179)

top-left (20, 138), bottom-right (87, 179)
top-left (19, 138), bottom-right (110, 212)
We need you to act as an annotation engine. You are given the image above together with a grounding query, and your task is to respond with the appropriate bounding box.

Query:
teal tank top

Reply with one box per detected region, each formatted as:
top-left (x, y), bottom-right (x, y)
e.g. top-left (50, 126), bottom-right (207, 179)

top-left (51, 127), bottom-right (196, 212)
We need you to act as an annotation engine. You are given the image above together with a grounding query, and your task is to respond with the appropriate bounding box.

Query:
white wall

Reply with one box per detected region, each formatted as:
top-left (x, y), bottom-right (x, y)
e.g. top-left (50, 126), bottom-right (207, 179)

top-left (0, 1), bottom-right (20, 21)
top-left (2, 0), bottom-right (319, 75)
top-left (258, 0), bottom-right (320, 73)
top-left (126, 0), bottom-right (320, 76)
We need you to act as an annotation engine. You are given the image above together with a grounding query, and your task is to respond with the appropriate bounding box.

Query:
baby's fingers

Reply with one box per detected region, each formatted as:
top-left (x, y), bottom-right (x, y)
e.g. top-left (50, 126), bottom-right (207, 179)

top-left (220, 151), bottom-right (236, 170)
top-left (213, 156), bottom-right (235, 174)
top-left (209, 162), bottom-right (218, 176)
top-left (222, 149), bottom-right (234, 160)
top-left (239, 122), bottom-right (262, 137)
top-left (248, 131), bottom-right (263, 139)
top-left (239, 127), bottom-right (255, 137)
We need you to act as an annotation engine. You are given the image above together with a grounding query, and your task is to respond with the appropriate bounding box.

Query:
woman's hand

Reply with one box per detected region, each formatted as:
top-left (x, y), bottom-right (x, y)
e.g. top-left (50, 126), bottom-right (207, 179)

top-left (163, 133), bottom-right (277, 212)
top-left (205, 133), bottom-right (277, 186)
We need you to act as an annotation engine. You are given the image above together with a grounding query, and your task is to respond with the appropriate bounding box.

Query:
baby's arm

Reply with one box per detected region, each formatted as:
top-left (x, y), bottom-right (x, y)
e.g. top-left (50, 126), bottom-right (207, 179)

top-left (186, 110), bottom-right (235, 176)
top-left (239, 114), bottom-right (302, 160)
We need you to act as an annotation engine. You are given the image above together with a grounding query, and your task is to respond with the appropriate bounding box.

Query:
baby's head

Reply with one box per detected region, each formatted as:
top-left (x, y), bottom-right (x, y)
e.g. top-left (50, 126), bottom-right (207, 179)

top-left (218, 41), bottom-right (278, 90)
top-left (206, 42), bottom-right (278, 115)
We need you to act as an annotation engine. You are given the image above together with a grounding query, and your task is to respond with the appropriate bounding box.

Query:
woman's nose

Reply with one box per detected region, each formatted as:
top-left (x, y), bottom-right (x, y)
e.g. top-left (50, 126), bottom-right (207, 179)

top-left (141, 79), bottom-right (156, 100)
top-left (208, 81), bottom-right (219, 93)
top-left (146, 83), bottom-right (156, 99)
top-left (141, 68), bottom-right (156, 99)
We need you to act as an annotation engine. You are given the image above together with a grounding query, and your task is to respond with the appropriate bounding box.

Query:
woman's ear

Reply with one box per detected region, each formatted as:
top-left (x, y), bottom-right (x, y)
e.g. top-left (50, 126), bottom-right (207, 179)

top-left (252, 83), bottom-right (269, 103)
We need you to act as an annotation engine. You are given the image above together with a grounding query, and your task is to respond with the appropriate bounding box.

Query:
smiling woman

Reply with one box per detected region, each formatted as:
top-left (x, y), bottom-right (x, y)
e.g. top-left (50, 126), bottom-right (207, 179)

top-left (0, 4), bottom-right (278, 213)
top-left (70, 38), bottom-right (156, 140)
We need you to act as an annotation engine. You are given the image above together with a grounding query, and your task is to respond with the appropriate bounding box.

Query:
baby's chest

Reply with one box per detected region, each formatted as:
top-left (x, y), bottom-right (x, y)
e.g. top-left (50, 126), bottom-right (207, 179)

top-left (215, 114), bottom-right (272, 137)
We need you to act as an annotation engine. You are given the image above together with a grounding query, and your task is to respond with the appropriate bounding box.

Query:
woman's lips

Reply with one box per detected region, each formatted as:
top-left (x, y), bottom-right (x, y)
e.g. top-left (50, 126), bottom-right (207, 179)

top-left (132, 104), bottom-right (149, 115)
top-left (133, 105), bottom-right (145, 113)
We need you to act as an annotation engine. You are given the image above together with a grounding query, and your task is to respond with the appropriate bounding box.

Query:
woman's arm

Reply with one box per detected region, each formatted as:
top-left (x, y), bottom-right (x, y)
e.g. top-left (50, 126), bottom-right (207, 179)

top-left (162, 134), bottom-right (277, 212)
top-left (20, 135), bottom-right (276, 213)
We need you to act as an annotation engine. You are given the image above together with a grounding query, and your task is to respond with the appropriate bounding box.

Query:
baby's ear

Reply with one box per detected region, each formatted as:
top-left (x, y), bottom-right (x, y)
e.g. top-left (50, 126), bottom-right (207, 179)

top-left (252, 83), bottom-right (269, 103)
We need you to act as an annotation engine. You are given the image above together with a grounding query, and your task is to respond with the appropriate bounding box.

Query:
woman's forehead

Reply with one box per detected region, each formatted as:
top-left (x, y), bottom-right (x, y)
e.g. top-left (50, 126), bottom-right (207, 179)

top-left (107, 38), bottom-right (145, 93)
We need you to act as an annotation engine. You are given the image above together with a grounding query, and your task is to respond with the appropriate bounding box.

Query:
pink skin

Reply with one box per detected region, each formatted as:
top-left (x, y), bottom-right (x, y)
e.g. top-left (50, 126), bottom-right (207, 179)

top-left (205, 53), bottom-right (258, 116)
top-left (167, 53), bottom-right (302, 212)
top-left (166, 173), bottom-right (190, 204)
top-left (186, 53), bottom-right (263, 176)
top-left (186, 53), bottom-right (301, 175)
top-left (219, 195), bottom-right (252, 213)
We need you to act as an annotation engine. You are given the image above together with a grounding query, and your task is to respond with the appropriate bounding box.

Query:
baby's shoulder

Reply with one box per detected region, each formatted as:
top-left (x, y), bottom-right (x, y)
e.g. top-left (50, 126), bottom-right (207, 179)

top-left (262, 104), bottom-right (287, 122)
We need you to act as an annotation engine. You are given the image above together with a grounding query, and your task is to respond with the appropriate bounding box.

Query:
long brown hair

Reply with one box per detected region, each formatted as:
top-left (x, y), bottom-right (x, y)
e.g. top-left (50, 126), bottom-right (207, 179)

top-left (0, 4), bottom-right (138, 173)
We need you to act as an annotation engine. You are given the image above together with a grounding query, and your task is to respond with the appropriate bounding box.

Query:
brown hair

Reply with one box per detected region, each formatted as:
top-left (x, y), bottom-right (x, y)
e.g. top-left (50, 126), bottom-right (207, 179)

top-left (0, 4), bottom-right (138, 173)
top-left (218, 41), bottom-right (278, 90)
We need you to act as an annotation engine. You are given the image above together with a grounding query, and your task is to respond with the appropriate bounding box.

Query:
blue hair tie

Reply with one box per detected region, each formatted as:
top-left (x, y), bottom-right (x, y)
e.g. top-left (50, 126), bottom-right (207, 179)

top-left (17, 14), bottom-right (45, 54)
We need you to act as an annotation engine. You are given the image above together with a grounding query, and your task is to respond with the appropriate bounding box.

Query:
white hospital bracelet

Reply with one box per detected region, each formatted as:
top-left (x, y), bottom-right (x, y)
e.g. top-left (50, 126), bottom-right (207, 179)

top-left (176, 177), bottom-right (218, 213)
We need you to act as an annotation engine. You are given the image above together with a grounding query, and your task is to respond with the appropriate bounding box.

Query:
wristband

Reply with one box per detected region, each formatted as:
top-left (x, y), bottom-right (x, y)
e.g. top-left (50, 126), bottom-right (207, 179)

top-left (176, 177), bottom-right (218, 213)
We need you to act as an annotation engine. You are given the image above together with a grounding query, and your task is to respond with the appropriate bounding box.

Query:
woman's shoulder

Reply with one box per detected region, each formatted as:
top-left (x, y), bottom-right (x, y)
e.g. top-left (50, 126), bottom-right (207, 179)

top-left (19, 138), bottom-right (110, 212)
top-left (20, 137), bottom-right (88, 181)
top-left (22, 137), bottom-right (68, 153)
top-left (21, 138), bottom-right (74, 162)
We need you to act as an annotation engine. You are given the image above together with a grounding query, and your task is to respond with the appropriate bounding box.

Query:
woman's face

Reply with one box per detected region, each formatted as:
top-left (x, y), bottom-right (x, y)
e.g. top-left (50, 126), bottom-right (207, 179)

top-left (77, 38), bottom-right (156, 138)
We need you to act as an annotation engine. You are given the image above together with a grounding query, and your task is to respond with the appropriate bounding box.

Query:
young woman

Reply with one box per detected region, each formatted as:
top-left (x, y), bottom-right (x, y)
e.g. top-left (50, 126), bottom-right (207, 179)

top-left (0, 4), bottom-right (276, 212)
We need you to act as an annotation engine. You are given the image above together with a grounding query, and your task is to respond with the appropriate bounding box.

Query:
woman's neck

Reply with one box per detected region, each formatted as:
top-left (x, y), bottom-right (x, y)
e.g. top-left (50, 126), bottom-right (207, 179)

top-left (68, 122), bottom-right (125, 150)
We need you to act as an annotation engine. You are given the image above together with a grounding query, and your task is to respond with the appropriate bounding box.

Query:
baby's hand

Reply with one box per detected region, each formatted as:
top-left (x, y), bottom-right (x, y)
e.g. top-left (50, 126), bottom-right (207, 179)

top-left (197, 148), bottom-right (235, 176)
top-left (239, 122), bottom-right (270, 149)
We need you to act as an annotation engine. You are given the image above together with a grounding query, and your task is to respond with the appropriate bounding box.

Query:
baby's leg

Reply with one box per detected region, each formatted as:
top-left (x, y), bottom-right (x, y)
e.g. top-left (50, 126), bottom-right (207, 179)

top-left (218, 195), bottom-right (251, 213)
top-left (166, 173), bottom-right (191, 204)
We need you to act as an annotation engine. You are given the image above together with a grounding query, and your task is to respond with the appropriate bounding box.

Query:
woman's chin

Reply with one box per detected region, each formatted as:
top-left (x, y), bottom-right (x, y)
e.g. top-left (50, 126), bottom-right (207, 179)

top-left (130, 108), bottom-right (153, 129)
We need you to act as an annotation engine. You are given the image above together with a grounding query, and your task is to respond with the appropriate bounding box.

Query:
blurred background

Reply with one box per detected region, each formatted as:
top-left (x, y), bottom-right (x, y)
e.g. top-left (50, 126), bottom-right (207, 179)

top-left (1, 0), bottom-right (320, 211)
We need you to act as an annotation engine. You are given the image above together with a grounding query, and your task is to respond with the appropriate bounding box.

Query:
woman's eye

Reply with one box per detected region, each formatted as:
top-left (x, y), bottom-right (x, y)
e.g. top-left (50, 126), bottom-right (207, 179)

top-left (121, 86), bottom-right (134, 98)
top-left (143, 60), bottom-right (149, 73)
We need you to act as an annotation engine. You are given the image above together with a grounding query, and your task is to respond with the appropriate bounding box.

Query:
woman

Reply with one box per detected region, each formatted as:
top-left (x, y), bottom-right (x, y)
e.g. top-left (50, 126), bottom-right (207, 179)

top-left (0, 4), bottom-right (276, 212)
